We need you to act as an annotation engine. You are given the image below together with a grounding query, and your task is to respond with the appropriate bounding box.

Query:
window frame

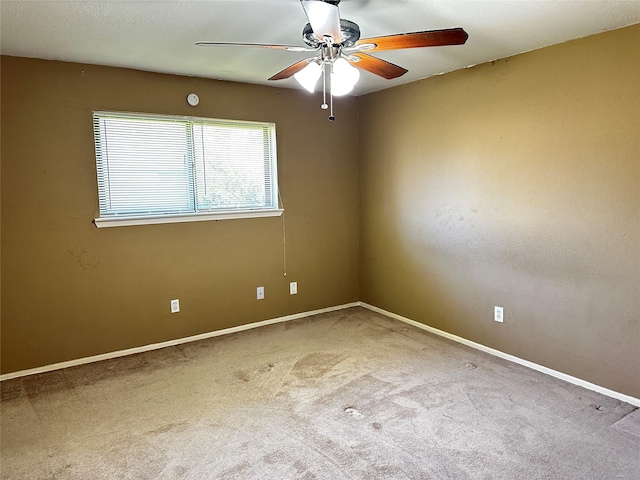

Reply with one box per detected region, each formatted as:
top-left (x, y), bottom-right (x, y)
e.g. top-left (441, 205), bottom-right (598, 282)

top-left (92, 111), bottom-right (283, 228)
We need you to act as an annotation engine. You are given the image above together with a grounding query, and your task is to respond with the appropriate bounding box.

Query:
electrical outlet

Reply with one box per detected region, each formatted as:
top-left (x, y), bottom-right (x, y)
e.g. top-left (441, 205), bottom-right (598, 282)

top-left (257, 286), bottom-right (264, 300)
top-left (290, 281), bottom-right (297, 295)
top-left (494, 306), bottom-right (503, 323)
top-left (170, 299), bottom-right (180, 313)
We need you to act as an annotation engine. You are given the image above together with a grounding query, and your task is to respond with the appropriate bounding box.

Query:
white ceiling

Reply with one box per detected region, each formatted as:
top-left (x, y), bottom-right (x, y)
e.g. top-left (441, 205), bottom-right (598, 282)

top-left (2, 1), bottom-right (639, 96)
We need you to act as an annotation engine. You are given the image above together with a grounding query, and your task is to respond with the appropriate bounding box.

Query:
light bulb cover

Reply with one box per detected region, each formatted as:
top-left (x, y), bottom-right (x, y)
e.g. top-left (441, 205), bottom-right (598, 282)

top-left (294, 62), bottom-right (322, 93)
top-left (331, 58), bottom-right (360, 97)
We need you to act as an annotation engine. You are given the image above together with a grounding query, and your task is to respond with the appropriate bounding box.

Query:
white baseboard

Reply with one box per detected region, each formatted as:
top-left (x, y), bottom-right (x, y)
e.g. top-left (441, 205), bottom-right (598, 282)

top-left (358, 302), bottom-right (640, 408)
top-left (4, 300), bottom-right (638, 408)
top-left (0, 302), bottom-right (360, 382)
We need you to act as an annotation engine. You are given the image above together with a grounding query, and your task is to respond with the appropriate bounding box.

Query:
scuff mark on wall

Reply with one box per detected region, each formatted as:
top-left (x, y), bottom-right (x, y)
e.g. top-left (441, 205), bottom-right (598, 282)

top-left (68, 250), bottom-right (100, 270)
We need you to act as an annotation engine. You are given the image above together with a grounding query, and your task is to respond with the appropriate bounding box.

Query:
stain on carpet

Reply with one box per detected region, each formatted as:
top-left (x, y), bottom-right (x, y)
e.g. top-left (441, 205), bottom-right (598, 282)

top-left (0, 378), bottom-right (23, 401)
top-left (611, 407), bottom-right (640, 439)
top-left (235, 371), bottom-right (251, 383)
top-left (292, 352), bottom-right (345, 380)
top-left (23, 371), bottom-right (73, 399)
top-left (148, 421), bottom-right (189, 436)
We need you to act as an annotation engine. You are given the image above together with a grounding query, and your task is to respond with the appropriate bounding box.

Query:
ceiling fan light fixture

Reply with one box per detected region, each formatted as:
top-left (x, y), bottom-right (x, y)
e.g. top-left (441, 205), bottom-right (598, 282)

top-left (330, 58), bottom-right (359, 96)
top-left (294, 61), bottom-right (322, 92)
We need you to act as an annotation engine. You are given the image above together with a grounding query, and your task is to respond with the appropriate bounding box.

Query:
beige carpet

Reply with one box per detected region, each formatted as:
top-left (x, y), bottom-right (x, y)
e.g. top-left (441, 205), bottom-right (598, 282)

top-left (1, 307), bottom-right (639, 479)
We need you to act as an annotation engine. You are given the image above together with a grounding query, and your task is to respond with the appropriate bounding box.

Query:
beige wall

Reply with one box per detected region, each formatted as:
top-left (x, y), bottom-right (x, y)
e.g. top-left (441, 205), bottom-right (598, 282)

top-left (358, 24), bottom-right (639, 398)
top-left (1, 57), bottom-right (359, 373)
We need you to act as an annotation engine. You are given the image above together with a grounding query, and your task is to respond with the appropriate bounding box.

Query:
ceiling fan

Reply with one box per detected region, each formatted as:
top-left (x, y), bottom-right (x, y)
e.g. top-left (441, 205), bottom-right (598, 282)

top-left (196, 0), bottom-right (468, 120)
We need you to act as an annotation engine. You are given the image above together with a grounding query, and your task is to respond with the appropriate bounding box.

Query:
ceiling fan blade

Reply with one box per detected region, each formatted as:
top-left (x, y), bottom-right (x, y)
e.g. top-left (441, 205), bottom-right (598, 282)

top-left (356, 28), bottom-right (468, 51)
top-left (268, 59), bottom-right (311, 81)
top-left (348, 53), bottom-right (408, 80)
top-left (301, 0), bottom-right (342, 42)
top-left (195, 41), bottom-right (317, 52)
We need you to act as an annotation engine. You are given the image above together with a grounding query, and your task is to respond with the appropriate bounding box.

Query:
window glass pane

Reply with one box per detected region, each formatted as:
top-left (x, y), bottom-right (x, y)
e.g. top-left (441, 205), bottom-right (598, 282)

top-left (193, 123), bottom-right (272, 210)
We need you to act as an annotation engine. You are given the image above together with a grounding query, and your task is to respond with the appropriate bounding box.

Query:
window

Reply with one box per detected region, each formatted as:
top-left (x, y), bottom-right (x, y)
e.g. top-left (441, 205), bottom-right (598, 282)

top-left (92, 111), bottom-right (281, 227)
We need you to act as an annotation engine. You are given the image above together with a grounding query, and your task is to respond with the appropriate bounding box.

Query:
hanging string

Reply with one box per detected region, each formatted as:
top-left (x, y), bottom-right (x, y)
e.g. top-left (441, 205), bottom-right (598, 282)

top-left (278, 189), bottom-right (287, 277)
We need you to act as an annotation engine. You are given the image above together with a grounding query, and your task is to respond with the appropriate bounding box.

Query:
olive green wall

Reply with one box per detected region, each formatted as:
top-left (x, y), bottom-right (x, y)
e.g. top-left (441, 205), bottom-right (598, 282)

top-left (358, 24), bottom-right (639, 398)
top-left (2, 25), bottom-right (639, 400)
top-left (1, 57), bottom-right (359, 373)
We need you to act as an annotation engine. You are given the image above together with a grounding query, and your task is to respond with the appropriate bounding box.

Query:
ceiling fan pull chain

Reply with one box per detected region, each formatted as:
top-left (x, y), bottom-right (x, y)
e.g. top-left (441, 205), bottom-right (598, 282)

top-left (329, 64), bottom-right (335, 121)
top-left (321, 63), bottom-right (328, 111)
top-left (329, 91), bottom-right (334, 121)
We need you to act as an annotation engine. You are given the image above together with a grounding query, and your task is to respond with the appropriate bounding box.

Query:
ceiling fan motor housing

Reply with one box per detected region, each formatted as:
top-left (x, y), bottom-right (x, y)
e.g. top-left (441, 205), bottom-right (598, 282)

top-left (302, 19), bottom-right (361, 48)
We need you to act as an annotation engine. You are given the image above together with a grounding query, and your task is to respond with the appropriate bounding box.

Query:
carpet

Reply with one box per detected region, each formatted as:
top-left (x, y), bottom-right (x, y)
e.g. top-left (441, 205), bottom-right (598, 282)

top-left (1, 307), bottom-right (638, 479)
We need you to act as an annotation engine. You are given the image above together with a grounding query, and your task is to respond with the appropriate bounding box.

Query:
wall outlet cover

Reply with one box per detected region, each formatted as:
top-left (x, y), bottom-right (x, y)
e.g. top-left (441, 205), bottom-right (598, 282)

top-left (170, 299), bottom-right (180, 313)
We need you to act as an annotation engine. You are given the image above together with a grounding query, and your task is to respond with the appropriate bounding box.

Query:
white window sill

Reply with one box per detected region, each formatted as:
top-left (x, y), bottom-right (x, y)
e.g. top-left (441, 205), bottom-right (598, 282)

top-left (93, 209), bottom-right (284, 228)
